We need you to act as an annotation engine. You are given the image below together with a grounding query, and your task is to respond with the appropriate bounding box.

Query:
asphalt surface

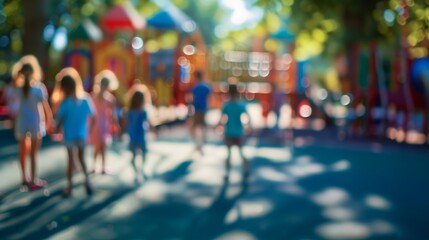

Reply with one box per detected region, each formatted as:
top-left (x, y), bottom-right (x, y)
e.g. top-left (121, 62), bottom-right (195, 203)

top-left (0, 115), bottom-right (429, 239)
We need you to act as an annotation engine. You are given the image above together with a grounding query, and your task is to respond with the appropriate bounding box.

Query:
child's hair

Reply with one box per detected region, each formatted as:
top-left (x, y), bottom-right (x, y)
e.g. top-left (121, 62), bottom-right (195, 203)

top-left (20, 63), bottom-right (34, 99)
top-left (51, 67), bottom-right (85, 105)
top-left (228, 84), bottom-right (239, 98)
top-left (125, 83), bottom-right (152, 110)
top-left (93, 69), bottom-right (119, 94)
top-left (194, 70), bottom-right (203, 81)
top-left (60, 75), bottom-right (76, 97)
top-left (11, 55), bottom-right (43, 98)
top-left (129, 91), bottom-right (145, 110)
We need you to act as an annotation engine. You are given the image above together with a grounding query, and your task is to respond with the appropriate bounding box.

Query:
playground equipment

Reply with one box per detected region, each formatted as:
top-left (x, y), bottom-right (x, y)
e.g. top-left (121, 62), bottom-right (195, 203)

top-left (331, 41), bottom-right (429, 144)
top-left (65, 2), bottom-right (144, 96)
top-left (64, 2), bottom-right (206, 112)
top-left (144, 1), bottom-right (206, 107)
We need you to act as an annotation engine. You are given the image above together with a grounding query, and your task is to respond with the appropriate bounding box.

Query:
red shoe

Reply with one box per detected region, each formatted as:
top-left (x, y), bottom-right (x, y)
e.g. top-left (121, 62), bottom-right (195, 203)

top-left (29, 184), bottom-right (43, 191)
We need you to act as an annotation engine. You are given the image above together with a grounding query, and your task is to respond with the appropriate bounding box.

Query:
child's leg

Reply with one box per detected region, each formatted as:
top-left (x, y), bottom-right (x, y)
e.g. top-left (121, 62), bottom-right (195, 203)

top-left (130, 147), bottom-right (138, 173)
top-left (92, 148), bottom-right (98, 173)
top-left (65, 147), bottom-right (75, 194)
top-left (77, 146), bottom-right (89, 180)
top-left (201, 124), bottom-right (207, 146)
top-left (18, 136), bottom-right (29, 185)
top-left (141, 151), bottom-right (147, 175)
top-left (238, 145), bottom-right (249, 173)
top-left (77, 145), bottom-right (93, 195)
top-left (100, 144), bottom-right (107, 174)
top-left (131, 148), bottom-right (143, 183)
top-left (226, 145), bottom-right (232, 170)
top-left (30, 135), bottom-right (46, 187)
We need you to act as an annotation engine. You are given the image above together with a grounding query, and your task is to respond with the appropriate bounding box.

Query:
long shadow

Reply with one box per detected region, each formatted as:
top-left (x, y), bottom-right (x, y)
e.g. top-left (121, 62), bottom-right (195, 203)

top-left (19, 186), bottom-right (136, 239)
top-left (0, 131), bottom-right (61, 162)
top-left (182, 170), bottom-right (249, 240)
top-left (157, 159), bottom-right (193, 183)
top-left (0, 189), bottom-right (63, 237)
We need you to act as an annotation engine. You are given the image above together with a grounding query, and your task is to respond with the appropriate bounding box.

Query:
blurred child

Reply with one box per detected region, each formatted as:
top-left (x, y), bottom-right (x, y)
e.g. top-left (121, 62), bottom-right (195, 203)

top-left (89, 70), bottom-right (119, 174)
top-left (218, 81), bottom-right (252, 176)
top-left (3, 74), bottom-right (19, 127)
top-left (13, 55), bottom-right (53, 190)
top-left (190, 70), bottom-right (212, 153)
top-left (270, 83), bottom-right (286, 130)
top-left (52, 67), bottom-right (95, 197)
top-left (122, 83), bottom-right (153, 183)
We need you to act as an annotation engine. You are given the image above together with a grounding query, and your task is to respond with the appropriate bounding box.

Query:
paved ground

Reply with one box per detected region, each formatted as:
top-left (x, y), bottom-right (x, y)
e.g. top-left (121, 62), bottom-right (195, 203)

top-left (1, 109), bottom-right (429, 239)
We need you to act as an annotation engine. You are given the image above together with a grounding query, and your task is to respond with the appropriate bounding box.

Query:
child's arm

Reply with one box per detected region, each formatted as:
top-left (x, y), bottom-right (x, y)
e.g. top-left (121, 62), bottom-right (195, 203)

top-left (243, 106), bottom-right (253, 135)
top-left (110, 99), bottom-right (120, 137)
top-left (86, 95), bottom-right (97, 135)
top-left (42, 99), bottom-right (54, 133)
top-left (55, 117), bottom-right (63, 133)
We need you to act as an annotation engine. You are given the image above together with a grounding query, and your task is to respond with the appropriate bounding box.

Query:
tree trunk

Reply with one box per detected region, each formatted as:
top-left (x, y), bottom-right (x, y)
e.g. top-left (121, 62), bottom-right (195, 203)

top-left (21, 0), bottom-right (50, 71)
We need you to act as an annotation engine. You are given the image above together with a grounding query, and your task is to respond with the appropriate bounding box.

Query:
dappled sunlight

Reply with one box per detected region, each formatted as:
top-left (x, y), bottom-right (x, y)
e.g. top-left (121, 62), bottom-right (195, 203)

top-left (257, 167), bottom-right (294, 183)
top-left (277, 184), bottom-right (306, 196)
top-left (365, 195), bottom-right (391, 210)
top-left (150, 143), bottom-right (194, 176)
top-left (323, 207), bottom-right (355, 221)
top-left (238, 199), bottom-right (273, 219)
top-left (255, 148), bottom-right (292, 163)
top-left (287, 161), bottom-right (326, 178)
top-left (195, 145), bottom-right (228, 164)
top-left (311, 188), bottom-right (349, 207)
top-left (370, 220), bottom-right (395, 235)
top-left (190, 196), bottom-right (213, 208)
top-left (118, 164), bottom-right (140, 184)
top-left (135, 180), bottom-right (169, 203)
top-left (216, 230), bottom-right (257, 240)
top-left (316, 221), bottom-right (371, 239)
top-left (108, 196), bottom-right (144, 220)
top-left (330, 160), bottom-right (351, 172)
top-left (225, 207), bottom-right (239, 224)
top-left (185, 166), bottom-right (225, 186)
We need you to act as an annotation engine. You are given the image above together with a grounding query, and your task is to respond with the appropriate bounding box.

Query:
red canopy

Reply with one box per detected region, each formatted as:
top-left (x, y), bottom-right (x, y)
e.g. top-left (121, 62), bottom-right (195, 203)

top-left (99, 2), bottom-right (145, 33)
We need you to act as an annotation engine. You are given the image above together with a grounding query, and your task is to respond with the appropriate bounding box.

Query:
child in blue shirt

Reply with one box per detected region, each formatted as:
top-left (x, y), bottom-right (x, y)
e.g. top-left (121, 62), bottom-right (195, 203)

top-left (190, 70), bottom-right (212, 153)
top-left (52, 67), bottom-right (95, 197)
top-left (218, 82), bottom-right (251, 176)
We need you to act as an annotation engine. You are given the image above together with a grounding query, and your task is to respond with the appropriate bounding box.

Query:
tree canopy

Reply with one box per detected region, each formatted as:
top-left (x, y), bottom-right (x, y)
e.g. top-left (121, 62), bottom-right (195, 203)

top-left (1, 0), bottom-right (428, 60)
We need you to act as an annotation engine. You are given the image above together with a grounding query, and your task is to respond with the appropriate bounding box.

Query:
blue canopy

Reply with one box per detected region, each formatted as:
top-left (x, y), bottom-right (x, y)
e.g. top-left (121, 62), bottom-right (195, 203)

top-left (147, 2), bottom-right (196, 33)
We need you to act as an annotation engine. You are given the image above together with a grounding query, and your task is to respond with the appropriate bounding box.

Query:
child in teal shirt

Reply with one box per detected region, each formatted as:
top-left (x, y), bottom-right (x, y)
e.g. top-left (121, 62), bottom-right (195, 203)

top-left (218, 82), bottom-right (252, 176)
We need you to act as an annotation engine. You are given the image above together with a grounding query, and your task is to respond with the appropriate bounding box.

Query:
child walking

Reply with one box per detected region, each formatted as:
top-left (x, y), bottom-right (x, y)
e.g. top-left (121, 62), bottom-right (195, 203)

top-left (13, 55), bottom-right (53, 190)
top-left (218, 81), bottom-right (252, 177)
top-left (51, 67), bottom-right (95, 197)
top-left (122, 83), bottom-right (153, 183)
top-left (89, 70), bottom-right (119, 175)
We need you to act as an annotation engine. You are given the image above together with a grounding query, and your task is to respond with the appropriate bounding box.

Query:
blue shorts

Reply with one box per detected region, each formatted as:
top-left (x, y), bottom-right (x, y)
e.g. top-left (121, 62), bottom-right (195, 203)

top-left (64, 139), bottom-right (85, 149)
top-left (129, 141), bottom-right (147, 153)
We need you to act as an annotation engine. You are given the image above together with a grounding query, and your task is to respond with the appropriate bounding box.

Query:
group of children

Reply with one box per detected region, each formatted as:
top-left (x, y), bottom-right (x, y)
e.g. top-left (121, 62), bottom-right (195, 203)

top-left (6, 55), bottom-right (253, 197)
top-left (7, 55), bottom-right (152, 197)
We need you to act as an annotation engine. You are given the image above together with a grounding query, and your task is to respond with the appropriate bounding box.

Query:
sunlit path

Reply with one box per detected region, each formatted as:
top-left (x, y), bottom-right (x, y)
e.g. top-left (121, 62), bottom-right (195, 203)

top-left (0, 123), bottom-right (429, 239)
